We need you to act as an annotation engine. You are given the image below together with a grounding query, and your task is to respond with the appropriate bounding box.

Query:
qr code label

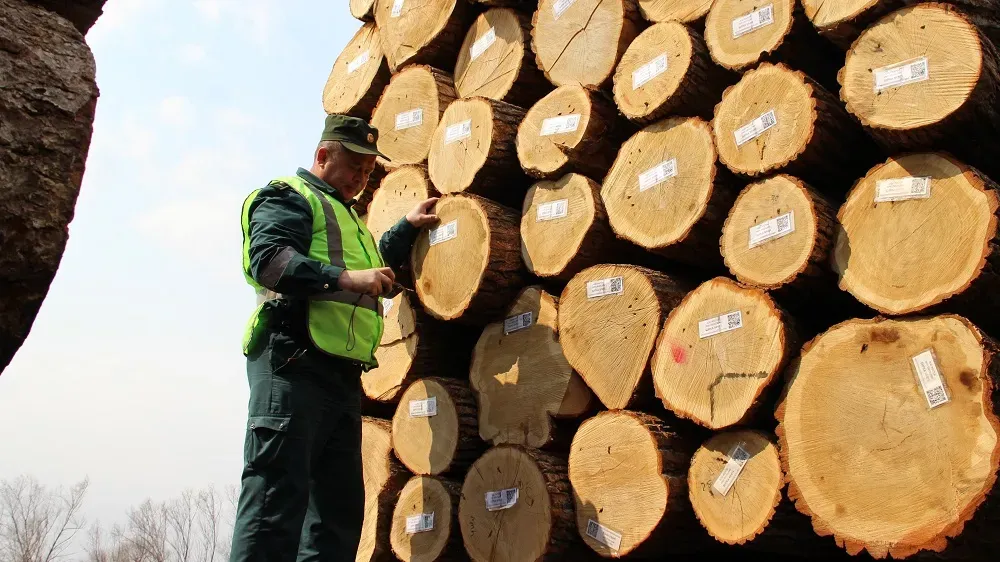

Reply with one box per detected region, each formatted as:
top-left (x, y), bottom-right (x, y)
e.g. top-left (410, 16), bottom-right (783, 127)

top-left (445, 120), bottom-right (472, 144)
top-left (732, 4), bottom-right (775, 39)
top-left (748, 211), bottom-right (795, 249)
top-left (734, 109), bottom-right (777, 147)
top-left (874, 57), bottom-right (930, 92)
top-left (405, 513), bottom-right (434, 534)
top-left (585, 520), bottom-right (623, 551)
top-left (428, 220), bottom-right (458, 246)
top-left (699, 311), bottom-right (744, 339)
top-left (912, 349), bottom-right (950, 409)
top-left (409, 397), bottom-right (437, 418)
top-left (503, 311), bottom-right (533, 335)
top-left (875, 177), bottom-right (932, 202)
top-left (391, 0), bottom-right (404, 18)
top-left (347, 51), bottom-right (369, 75)
top-left (536, 199), bottom-right (569, 222)
top-left (632, 53), bottom-right (668, 90)
top-left (485, 488), bottom-right (518, 511)
top-left (586, 277), bottom-right (624, 299)
top-left (713, 443), bottom-right (751, 496)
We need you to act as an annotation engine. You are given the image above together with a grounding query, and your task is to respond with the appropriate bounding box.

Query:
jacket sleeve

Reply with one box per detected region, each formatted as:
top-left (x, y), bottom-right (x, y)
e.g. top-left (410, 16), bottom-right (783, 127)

top-left (247, 185), bottom-right (344, 296)
top-left (378, 217), bottom-right (419, 271)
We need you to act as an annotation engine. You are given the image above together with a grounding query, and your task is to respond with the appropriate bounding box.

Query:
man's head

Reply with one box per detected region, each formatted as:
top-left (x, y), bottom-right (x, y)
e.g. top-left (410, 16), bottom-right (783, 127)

top-left (311, 114), bottom-right (388, 200)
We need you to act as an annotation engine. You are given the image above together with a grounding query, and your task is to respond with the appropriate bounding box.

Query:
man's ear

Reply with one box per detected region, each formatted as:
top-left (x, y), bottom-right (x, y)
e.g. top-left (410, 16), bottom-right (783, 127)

top-left (315, 145), bottom-right (329, 166)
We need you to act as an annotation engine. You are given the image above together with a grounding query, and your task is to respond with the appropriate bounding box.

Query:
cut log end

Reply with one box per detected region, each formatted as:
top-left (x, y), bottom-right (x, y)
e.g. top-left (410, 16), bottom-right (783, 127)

top-left (390, 476), bottom-right (460, 562)
top-left (375, 0), bottom-right (467, 72)
top-left (371, 65), bottom-right (456, 166)
top-left (704, 0), bottom-right (797, 71)
top-left (367, 165), bottom-right (438, 251)
top-left (637, 0), bottom-right (714, 23)
top-left (363, 334), bottom-right (421, 403)
top-left (392, 377), bottom-right (478, 476)
top-left (651, 277), bottom-right (789, 430)
top-left (360, 417), bottom-right (410, 562)
top-left (350, 0), bottom-right (377, 21)
top-left (322, 22), bottom-right (388, 118)
top-left (688, 430), bottom-right (782, 545)
top-left (455, 8), bottom-right (546, 106)
top-left (776, 315), bottom-right (1000, 559)
top-left (614, 21), bottom-right (695, 122)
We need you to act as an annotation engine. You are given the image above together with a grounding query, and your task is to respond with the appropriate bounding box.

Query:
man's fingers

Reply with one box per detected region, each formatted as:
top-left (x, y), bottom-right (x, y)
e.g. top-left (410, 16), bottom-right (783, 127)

top-left (421, 197), bottom-right (439, 211)
top-left (377, 267), bottom-right (396, 283)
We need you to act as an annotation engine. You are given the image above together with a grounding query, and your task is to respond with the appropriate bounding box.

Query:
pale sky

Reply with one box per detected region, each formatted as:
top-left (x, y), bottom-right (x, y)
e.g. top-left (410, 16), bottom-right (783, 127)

top-left (0, 0), bottom-right (360, 536)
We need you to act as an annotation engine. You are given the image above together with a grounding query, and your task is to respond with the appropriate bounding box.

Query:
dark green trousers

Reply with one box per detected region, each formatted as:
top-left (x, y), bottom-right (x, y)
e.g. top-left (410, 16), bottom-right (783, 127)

top-left (229, 332), bottom-right (365, 562)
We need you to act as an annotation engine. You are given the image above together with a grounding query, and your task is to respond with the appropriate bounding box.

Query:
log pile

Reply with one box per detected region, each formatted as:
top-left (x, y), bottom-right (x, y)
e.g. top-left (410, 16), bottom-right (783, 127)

top-left (370, 65), bottom-right (457, 166)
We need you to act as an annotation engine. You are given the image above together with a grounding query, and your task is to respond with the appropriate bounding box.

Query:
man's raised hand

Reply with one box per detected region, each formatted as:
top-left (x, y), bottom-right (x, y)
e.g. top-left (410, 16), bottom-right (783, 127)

top-left (338, 267), bottom-right (395, 297)
top-left (406, 197), bottom-right (440, 228)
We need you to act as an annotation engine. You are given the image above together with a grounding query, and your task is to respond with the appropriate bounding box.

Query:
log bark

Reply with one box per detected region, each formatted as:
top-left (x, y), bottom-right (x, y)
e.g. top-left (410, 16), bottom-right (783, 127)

top-left (637, 0), bottom-right (714, 25)
top-left (516, 85), bottom-right (627, 181)
top-left (410, 194), bottom-right (528, 325)
top-left (455, 8), bottom-right (551, 108)
top-left (650, 276), bottom-right (799, 430)
top-left (602, 116), bottom-right (741, 267)
top-left (531, 0), bottom-right (645, 89)
top-left (360, 417), bottom-right (412, 562)
top-left (776, 315), bottom-right (1000, 560)
top-left (351, 0), bottom-right (377, 21)
top-left (459, 445), bottom-right (580, 562)
top-left (392, 377), bottom-right (484, 477)
top-left (371, 65), bottom-right (458, 166)
top-left (471, 0), bottom-right (539, 11)
top-left (833, 153), bottom-right (1000, 337)
top-left (713, 62), bottom-right (881, 196)
top-left (613, 21), bottom-right (738, 124)
top-left (1, 0), bottom-right (99, 373)
top-left (802, 0), bottom-right (912, 48)
top-left (520, 174), bottom-right (617, 280)
top-left (469, 286), bottom-right (593, 449)
top-left (354, 161), bottom-right (389, 216)
top-left (390, 476), bottom-right (465, 562)
top-left (427, 97), bottom-right (530, 208)
top-left (839, 2), bottom-right (1000, 182)
top-left (375, 0), bottom-right (472, 72)
top-left (558, 264), bottom-right (690, 409)
top-left (322, 22), bottom-right (391, 120)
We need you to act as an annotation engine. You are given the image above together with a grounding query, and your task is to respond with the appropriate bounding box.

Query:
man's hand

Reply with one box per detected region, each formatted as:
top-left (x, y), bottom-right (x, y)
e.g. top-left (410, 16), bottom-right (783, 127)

top-left (406, 197), bottom-right (440, 228)
top-left (338, 267), bottom-right (396, 297)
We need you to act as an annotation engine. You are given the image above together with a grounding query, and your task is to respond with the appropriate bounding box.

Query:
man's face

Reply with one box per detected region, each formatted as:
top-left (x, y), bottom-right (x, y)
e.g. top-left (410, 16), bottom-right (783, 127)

top-left (317, 143), bottom-right (376, 200)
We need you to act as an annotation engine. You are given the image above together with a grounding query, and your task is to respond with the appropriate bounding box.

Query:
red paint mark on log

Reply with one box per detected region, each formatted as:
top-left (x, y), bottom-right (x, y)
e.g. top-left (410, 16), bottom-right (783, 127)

top-left (672, 344), bottom-right (687, 364)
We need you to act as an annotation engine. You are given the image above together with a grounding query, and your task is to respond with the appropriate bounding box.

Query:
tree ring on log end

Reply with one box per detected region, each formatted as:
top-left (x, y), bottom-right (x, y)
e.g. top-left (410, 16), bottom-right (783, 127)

top-left (351, 0), bottom-right (377, 21)
top-left (368, 165), bottom-right (437, 252)
top-left (390, 476), bottom-right (455, 562)
top-left (521, 174), bottom-right (600, 278)
top-left (638, 0), bottom-right (714, 23)
top-left (455, 8), bottom-right (526, 101)
top-left (833, 153), bottom-right (1000, 315)
top-left (776, 315), bottom-right (1000, 559)
top-left (392, 378), bottom-right (462, 476)
top-left (516, 85), bottom-right (594, 178)
top-left (428, 98), bottom-right (495, 195)
top-left (705, 0), bottom-right (796, 71)
top-left (322, 22), bottom-right (385, 116)
top-left (801, 0), bottom-right (882, 32)
top-left (613, 22), bottom-right (695, 122)
top-left (371, 66), bottom-right (451, 165)
top-left (364, 335), bottom-right (420, 402)
top-left (375, 0), bottom-right (460, 71)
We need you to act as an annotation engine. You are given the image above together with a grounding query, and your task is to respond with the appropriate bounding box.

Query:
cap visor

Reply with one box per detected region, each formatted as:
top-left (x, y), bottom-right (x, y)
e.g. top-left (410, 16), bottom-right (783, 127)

top-left (341, 141), bottom-right (389, 160)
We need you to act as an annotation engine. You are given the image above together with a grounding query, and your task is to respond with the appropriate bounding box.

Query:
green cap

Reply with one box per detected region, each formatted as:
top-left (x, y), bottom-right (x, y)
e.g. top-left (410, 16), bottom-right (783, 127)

top-left (320, 114), bottom-right (389, 160)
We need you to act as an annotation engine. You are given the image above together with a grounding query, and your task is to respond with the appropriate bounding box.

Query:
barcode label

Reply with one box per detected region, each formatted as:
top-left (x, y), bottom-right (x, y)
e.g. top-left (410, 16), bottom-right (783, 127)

top-left (732, 4), bottom-right (774, 38)
top-left (912, 349), bottom-right (950, 409)
top-left (553, 0), bottom-right (576, 19)
top-left (585, 520), bottom-right (623, 551)
top-left (428, 220), bottom-right (458, 246)
top-left (444, 120), bottom-right (472, 144)
top-left (712, 444), bottom-right (751, 496)
top-left (586, 277), bottom-right (624, 299)
top-left (504, 311), bottom-right (533, 334)
top-left (735, 109), bottom-right (776, 147)
top-left (409, 397), bottom-right (437, 418)
top-left (874, 57), bottom-right (929, 92)
top-left (540, 114), bottom-right (581, 136)
top-left (405, 512), bottom-right (434, 534)
top-left (875, 177), bottom-right (932, 202)
top-left (632, 53), bottom-right (668, 90)
top-left (394, 108), bottom-right (423, 131)
top-left (382, 298), bottom-right (394, 316)
top-left (347, 50), bottom-right (369, 74)
top-left (390, 0), bottom-right (404, 17)
top-left (485, 488), bottom-right (518, 511)
top-left (748, 211), bottom-right (795, 249)
top-left (638, 158), bottom-right (678, 192)
top-left (536, 199), bottom-right (569, 222)
top-left (470, 27), bottom-right (496, 61)
top-left (699, 311), bottom-right (743, 339)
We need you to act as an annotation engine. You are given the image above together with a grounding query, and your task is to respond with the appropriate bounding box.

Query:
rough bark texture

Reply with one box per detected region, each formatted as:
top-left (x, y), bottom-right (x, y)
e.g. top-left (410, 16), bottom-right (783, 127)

top-left (1, 0), bottom-right (100, 374)
top-left (27, 0), bottom-right (105, 33)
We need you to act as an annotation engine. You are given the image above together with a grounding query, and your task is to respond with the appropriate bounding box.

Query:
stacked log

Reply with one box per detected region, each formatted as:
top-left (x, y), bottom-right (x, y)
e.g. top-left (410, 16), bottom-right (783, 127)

top-left (360, 417), bottom-right (412, 562)
top-left (637, 0), bottom-right (715, 26)
top-left (801, 0), bottom-right (911, 48)
top-left (375, 0), bottom-right (472, 72)
top-left (351, 0), bottom-right (377, 21)
top-left (322, 22), bottom-right (391, 119)
top-left (370, 65), bottom-right (457, 166)
top-left (366, 165), bottom-right (439, 247)
top-left (354, 162), bottom-right (389, 216)
top-left (389, 476), bottom-right (465, 562)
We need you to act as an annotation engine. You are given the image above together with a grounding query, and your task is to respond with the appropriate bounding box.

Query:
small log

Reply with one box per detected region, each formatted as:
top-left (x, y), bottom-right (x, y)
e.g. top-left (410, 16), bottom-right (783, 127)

top-left (366, 165), bottom-right (439, 251)
top-left (351, 0), bottom-right (377, 21)
top-left (354, 161), bottom-right (389, 216)
top-left (558, 264), bottom-right (689, 409)
top-left (602, 116), bottom-right (741, 266)
top-left (801, 0), bottom-right (911, 48)
top-left (521, 173), bottom-right (617, 280)
top-left (410, 193), bottom-right (528, 324)
top-left (427, 97), bottom-right (529, 208)
top-left (360, 417), bottom-right (412, 562)
top-left (516, 85), bottom-right (625, 181)
top-left (650, 276), bottom-right (798, 430)
top-left (613, 21), bottom-right (737, 124)
top-left (469, 286), bottom-right (594, 449)
top-left (713, 62), bottom-right (880, 195)
top-left (839, 2), bottom-right (1000, 182)
top-left (322, 22), bottom-right (391, 119)
top-left (390, 476), bottom-right (465, 562)
top-left (370, 65), bottom-right (458, 166)
top-left (531, 0), bottom-right (645, 88)
top-left (637, 0), bottom-right (715, 25)
top-left (776, 315), bottom-right (1000, 560)
top-left (459, 445), bottom-right (578, 562)
top-left (375, 0), bottom-right (472, 72)
top-left (454, 8), bottom-right (550, 108)
top-left (392, 377), bottom-right (484, 477)
top-left (833, 153), bottom-right (1000, 334)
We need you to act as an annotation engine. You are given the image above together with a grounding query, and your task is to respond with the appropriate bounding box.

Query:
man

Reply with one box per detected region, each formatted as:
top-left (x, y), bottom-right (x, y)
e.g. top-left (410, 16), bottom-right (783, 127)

top-left (230, 114), bottom-right (438, 562)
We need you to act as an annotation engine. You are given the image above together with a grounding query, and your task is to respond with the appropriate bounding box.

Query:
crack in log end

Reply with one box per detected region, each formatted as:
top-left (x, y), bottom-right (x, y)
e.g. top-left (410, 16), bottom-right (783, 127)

top-left (550, 0), bottom-right (606, 78)
top-left (873, 431), bottom-right (914, 453)
top-left (707, 371), bottom-right (769, 424)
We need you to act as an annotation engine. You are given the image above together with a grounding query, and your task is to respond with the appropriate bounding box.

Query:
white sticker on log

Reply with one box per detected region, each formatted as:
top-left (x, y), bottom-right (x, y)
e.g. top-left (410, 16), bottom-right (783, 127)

top-left (347, 50), bottom-right (369, 75)
top-left (394, 108), bottom-right (423, 131)
top-left (428, 220), bottom-right (458, 246)
top-left (712, 443), bottom-right (751, 496)
top-left (748, 211), bottom-right (795, 249)
top-left (874, 57), bottom-right (929, 92)
top-left (391, 0), bottom-right (404, 18)
top-left (734, 109), bottom-right (776, 147)
top-left (470, 27), bottom-right (496, 61)
top-left (539, 114), bottom-right (581, 136)
top-left (875, 177), bottom-right (932, 203)
top-left (536, 199), bottom-right (569, 222)
top-left (504, 311), bottom-right (533, 335)
top-left (912, 349), bottom-right (950, 409)
top-left (409, 397), bottom-right (437, 418)
top-left (632, 53), bottom-right (668, 90)
top-left (553, 0), bottom-right (576, 19)
top-left (586, 520), bottom-right (623, 551)
top-left (405, 512), bottom-right (434, 534)
top-left (382, 298), bottom-right (394, 316)
top-left (638, 158), bottom-right (678, 193)
top-left (444, 120), bottom-right (472, 144)
top-left (698, 311), bottom-right (743, 339)
top-left (586, 277), bottom-right (624, 299)
top-left (732, 4), bottom-right (774, 39)
top-left (485, 488), bottom-right (518, 511)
